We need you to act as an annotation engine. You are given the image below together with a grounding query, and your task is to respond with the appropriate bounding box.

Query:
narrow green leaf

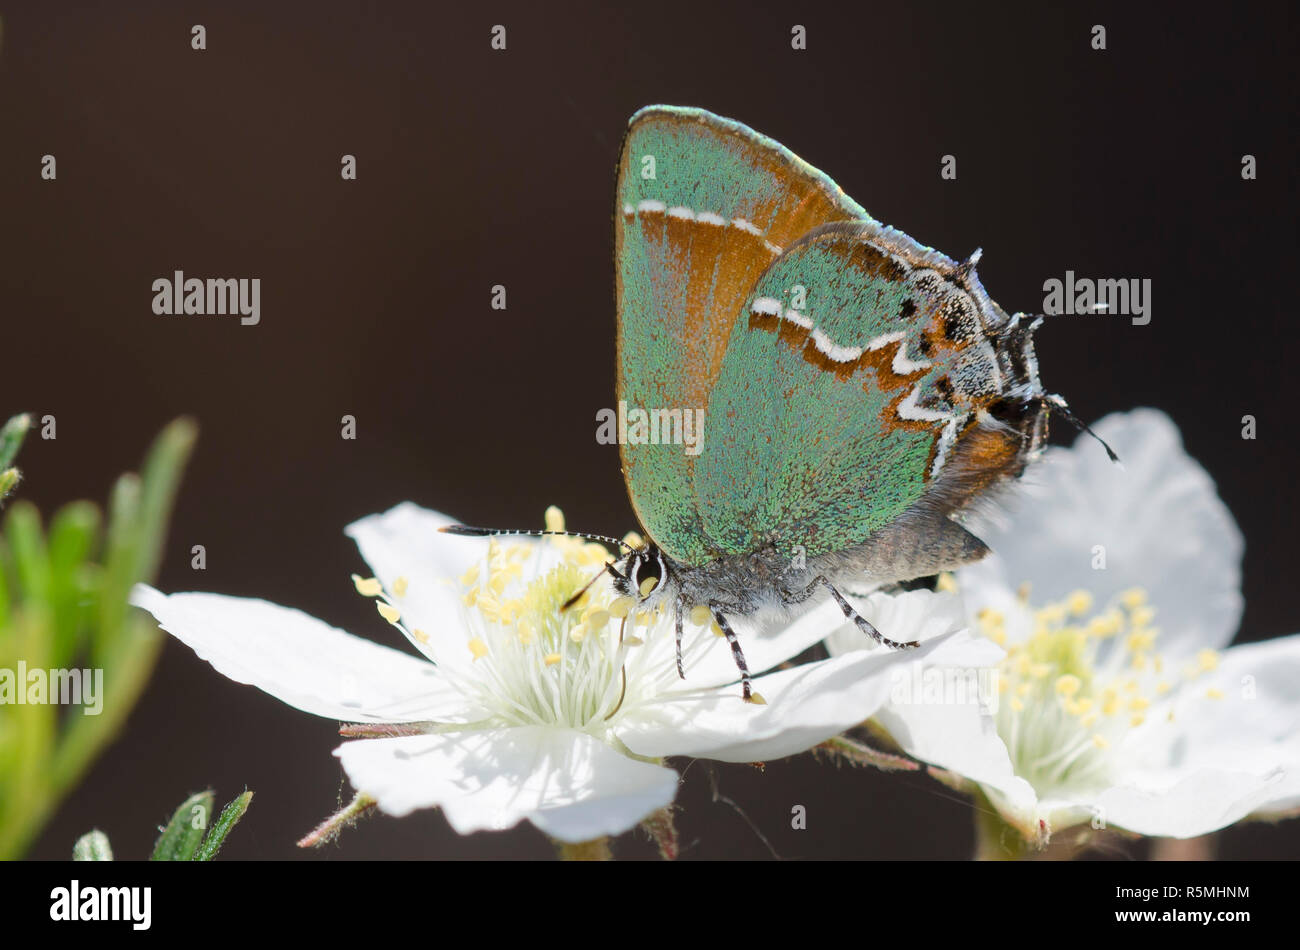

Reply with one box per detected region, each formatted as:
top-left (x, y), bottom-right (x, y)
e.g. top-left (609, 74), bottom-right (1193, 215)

top-left (0, 414), bottom-right (30, 470)
top-left (150, 790), bottom-right (214, 862)
top-left (194, 790), bottom-right (253, 861)
top-left (5, 501), bottom-right (49, 604)
top-left (72, 829), bottom-right (114, 861)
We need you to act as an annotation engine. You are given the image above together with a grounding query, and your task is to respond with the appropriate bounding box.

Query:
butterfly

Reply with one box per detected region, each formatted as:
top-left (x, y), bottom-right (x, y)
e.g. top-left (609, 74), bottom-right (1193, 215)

top-left (447, 105), bottom-right (1100, 701)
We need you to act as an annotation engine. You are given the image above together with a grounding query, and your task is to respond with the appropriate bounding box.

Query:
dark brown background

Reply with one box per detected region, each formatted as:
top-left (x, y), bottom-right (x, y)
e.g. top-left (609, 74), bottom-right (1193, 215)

top-left (3, 0), bottom-right (1296, 859)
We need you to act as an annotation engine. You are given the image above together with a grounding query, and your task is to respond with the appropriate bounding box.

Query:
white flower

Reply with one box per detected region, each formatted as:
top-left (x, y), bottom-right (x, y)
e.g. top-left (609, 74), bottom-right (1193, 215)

top-left (839, 409), bottom-right (1300, 842)
top-left (131, 503), bottom-right (960, 844)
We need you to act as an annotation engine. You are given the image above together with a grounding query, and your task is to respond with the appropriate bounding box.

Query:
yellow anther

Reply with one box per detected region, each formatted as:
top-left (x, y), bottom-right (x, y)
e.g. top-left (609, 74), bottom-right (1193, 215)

top-left (609, 596), bottom-right (634, 619)
top-left (517, 617), bottom-right (536, 646)
top-left (1081, 713), bottom-right (1099, 728)
top-left (352, 575), bottom-right (384, 597)
top-left (1066, 697), bottom-right (1093, 716)
top-left (1130, 652), bottom-right (1149, 672)
top-left (393, 576), bottom-right (409, 597)
top-left (376, 602), bottom-right (401, 625)
top-left (1130, 606), bottom-right (1157, 628)
top-left (1029, 662), bottom-right (1052, 679)
top-left (543, 652), bottom-right (562, 667)
top-left (1197, 649), bottom-right (1220, 672)
top-left (997, 678), bottom-right (1009, 694)
top-left (746, 692), bottom-right (768, 706)
top-left (639, 577), bottom-right (658, 597)
top-left (987, 627), bottom-right (1007, 645)
top-left (506, 544), bottom-right (532, 561)
top-left (690, 604), bottom-right (712, 626)
top-left (459, 564), bottom-right (480, 587)
top-left (1129, 715), bottom-right (1146, 728)
top-left (1206, 687), bottom-right (1224, 700)
top-left (411, 628), bottom-right (429, 644)
top-left (1156, 681), bottom-right (1171, 694)
top-left (1128, 696), bottom-right (1150, 713)
top-left (468, 637), bottom-right (488, 660)
top-left (569, 626), bottom-right (586, 643)
top-left (1066, 589), bottom-right (1094, 616)
top-left (623, 635), bottom-right (645, 647)
top-left (1016, 682), bottom-right (1032, 698)
top-left (1055, 675), bottom-right (1082, 697)
top-left (1126, 630), bottom-right (1157, 653)
top-left (1010, 697), bottom-right (1024, 712)
top-left (1092, 734), bottom-right (1110, 749)
top-left (711, 621), bottom-right (725, 638)
top-left (622, 530), bottom-right (644, 549)
top-left (1102, 690), bottom-right (1120, 716)
top-left (1035, 603), bottom-right (1067, 627)
top-left (936, 572), bottom-right (957, 593)
top-left (462, 585), bottom-right (480, 607)
top-left (1119, 587), bottom-right (1147, 609)
top-left (634, 610), bottom-right (653, 626)
top-left (583, 608), bottom-right (611, 630)
top-left (545, 506), bottom-right (565, 532)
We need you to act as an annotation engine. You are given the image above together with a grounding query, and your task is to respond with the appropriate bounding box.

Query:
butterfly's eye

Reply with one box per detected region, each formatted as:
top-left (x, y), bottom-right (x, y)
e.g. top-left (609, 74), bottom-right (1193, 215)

top-left (630, 548), bottom-right (668, 600)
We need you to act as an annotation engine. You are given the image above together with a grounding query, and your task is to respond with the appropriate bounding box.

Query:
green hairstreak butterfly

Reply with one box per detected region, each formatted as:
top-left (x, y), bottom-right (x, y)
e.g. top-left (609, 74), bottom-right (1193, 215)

top-left (448, 105), bottom-right (1095, 701)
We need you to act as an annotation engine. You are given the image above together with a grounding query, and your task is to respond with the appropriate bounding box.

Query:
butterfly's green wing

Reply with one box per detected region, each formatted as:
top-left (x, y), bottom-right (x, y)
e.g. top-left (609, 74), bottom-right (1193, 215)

top-left (616, 107), bottom-right (871, 566)
top-left (696, 220), bottom-right (1024, 562)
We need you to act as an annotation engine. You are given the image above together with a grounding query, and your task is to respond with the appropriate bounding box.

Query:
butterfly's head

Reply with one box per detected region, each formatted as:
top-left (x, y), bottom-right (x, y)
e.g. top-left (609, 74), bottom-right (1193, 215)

top-left (612, 542), bottom-right (675, 608)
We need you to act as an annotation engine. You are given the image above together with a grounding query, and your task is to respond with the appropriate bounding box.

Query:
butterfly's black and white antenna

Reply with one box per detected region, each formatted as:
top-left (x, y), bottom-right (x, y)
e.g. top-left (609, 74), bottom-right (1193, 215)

top-left (440, 523), bottom-right (636, 611)
top-left (1044, 394), bottom-right (1120, 463)
top-left (440, 524), bottom-right (637, 550)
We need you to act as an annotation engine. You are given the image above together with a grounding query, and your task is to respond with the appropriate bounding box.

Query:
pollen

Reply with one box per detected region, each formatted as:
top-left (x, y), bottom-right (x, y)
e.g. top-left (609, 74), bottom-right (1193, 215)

top-left (411, 628), bottom-right (429, 644)
top-left (609, 596), bottom-right (635, 619)
top-left (583, 608), bottom-right (611, 630)
top-left (468, 637), bottom-right (488, 660)
top-left (690, 604), bottom-right (712, 626)
top-left (460, 564), bottom-right (480, 587)
top-left (1065, 590), bottom-right (1094, 616)
top-left (1055, 675), bottom-right (1082, 697)
top-left (352, 575), bottom-right (383, 597)
top-left (462, 586), bottom-right (480, 607)
top-left (376, 602), bottom-right (401, 625)
top-left (543, 652), bottom-right (562, 667)
top-left (1119, 587), bottom-right (1147, 609)
top-left (623, 530), bottom-right (644, 549)
top-left (1196, 649), bottom-right (1220, 672)
top-left (393, 576), bottom-right (409, 597)
top-left (936, 572), bottom-right (958, 593)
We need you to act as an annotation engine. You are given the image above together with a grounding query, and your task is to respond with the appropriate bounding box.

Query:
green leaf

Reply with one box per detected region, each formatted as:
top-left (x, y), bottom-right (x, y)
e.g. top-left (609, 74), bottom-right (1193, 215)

top-left (150, 790), bottom-right (214, 862)
top-left (0, 414), bottom-right (30, 470)
top-left (72, 829), bottom-right (114, 861)
top-left (194, 790), bottom-right (253, 861)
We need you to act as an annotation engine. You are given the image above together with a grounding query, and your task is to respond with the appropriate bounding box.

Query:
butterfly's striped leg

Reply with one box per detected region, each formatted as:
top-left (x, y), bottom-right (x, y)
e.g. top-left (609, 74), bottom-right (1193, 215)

top-left (709, 606), bottom-right (754, 701)
top-left (674, 596), bottom-right (687, 680)
top-left (785, 577), bottom-right (920, 650)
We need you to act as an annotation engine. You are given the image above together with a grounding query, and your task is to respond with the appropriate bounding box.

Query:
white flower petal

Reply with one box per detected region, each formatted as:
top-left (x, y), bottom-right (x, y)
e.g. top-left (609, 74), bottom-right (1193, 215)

top-left (346, 502), bottom-right (569, 669)
top-left (620, 633), bottom-right (961, 762)
top-left (335, 726), bottom-right (678, 841)
top-left (873, 686), bottom-right (1039, 824)
top-left (1094, 768), bottom-right (1297, 839)
top-left (962, 409), bottom-right (1243, 656)
top-left (130, 584), bottom-right (475, 722)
